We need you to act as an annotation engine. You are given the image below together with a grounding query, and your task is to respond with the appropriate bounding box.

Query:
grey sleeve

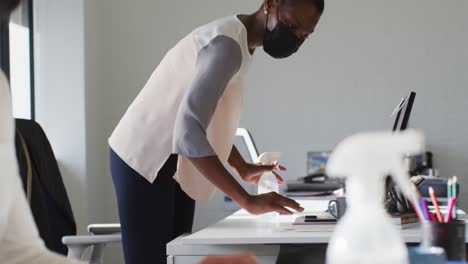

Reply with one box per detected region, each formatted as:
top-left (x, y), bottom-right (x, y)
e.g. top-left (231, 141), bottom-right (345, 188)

top-left (173, 35), bottom-right (243, 158)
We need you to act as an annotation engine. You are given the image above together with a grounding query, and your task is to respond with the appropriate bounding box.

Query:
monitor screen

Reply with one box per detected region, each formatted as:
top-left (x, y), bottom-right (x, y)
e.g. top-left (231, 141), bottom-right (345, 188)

top-left (392, 92), bottom-right (416, 131)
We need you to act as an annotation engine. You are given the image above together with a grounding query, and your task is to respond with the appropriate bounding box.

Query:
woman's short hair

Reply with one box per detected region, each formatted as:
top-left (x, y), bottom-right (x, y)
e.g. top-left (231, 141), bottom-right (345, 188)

top-left (280, 0), bottom-right (325, 14)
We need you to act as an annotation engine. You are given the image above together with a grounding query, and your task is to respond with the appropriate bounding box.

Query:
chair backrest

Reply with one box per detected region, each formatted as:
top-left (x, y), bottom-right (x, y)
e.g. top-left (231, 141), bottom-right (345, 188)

top-left (15, 119), bottom-right (76, 256)
top-left (236, 128), bottom-right (260, 163)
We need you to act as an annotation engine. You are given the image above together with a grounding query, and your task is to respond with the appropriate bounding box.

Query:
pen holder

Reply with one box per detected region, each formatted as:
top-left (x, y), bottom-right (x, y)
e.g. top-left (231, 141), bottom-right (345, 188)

top-left (421, 220), bottom-right (466, 261)
top-left (409, 246), bottom-right (446, 264)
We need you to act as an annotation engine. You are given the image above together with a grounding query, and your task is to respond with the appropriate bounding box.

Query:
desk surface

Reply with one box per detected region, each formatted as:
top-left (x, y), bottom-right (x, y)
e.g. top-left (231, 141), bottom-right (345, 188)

top-left (182, 199), bottom-right (467, 245)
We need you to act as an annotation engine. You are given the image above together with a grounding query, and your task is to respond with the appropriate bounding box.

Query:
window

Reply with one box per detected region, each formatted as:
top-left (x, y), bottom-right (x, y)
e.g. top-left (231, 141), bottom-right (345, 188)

top-left (0, 0), bottom-right (35, 120)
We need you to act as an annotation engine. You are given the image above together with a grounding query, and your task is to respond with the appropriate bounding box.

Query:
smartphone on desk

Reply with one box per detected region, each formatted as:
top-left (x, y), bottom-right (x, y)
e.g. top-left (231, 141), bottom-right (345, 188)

top-left (293, 214), bottom-right (337, 225)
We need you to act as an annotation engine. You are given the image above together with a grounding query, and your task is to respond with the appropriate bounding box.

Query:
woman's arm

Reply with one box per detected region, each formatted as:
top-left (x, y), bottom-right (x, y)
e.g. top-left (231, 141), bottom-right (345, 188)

top-left (189, 155), bottom-right (249, 208)
top-left (173, 36), bottom-right (302, 215)
top-left (228, 145), bottom-right (285, 185)
top-left (189, 155), bottom-right (302, 215)
top-left (228, 145), bottom-right (248, 173)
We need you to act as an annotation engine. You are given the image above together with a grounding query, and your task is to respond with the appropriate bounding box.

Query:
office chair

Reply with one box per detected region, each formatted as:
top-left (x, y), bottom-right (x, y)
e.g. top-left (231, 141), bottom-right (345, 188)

top-left (15, 119), bottom-right (77, 255)
top-left (62, 228), bottom-right (121, 263)
top-left (13, 119), bottom-right (120, 263)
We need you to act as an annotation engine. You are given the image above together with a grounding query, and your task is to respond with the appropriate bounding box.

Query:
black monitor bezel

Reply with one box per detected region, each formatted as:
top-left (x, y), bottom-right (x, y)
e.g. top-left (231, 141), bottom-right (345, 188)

top-left (392, 91), bottom-right (416, 131)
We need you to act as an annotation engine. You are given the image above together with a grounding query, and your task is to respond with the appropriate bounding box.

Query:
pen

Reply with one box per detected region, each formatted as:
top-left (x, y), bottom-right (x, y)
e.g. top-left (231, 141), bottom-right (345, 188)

top-left (445, 197), bottom-right (457, 223)
top-left (452, 176), bottom-right (458, 220)
top-left (429, 187), bottom-right (444, 223)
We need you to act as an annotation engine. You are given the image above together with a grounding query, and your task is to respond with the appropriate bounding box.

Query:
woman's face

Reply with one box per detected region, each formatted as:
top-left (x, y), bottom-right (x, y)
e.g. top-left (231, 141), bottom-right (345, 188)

top-left (266, 0), bottom-right (322, 41)
top-left (0, 0), bottom-right (21, 20)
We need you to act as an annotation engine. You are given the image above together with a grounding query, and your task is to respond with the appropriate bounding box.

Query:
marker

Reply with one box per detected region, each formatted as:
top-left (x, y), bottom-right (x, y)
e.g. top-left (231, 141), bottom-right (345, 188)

top-left (452, 176), bottom-right (458, 220)
top-left (420, 199), bottom-right (431, 221)
top-left (409, 185), bottom-right (425, 221)
top-left (445, 197), bottom-right (457, 223)
top-left (429, 187), bottom-right (444, 223)
top-left (411, 201), bottom-right (425, 221)
top-left (429, 212), bottom-right (437, 222)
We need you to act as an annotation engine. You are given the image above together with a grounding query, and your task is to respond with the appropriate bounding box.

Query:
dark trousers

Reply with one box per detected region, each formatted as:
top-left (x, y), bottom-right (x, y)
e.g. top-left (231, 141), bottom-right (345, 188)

top-left (110, 148), bottom-right (195, 264)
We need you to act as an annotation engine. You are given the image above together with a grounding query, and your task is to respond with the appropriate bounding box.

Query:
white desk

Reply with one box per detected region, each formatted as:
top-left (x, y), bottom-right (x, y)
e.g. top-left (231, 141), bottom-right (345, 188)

top-left (167, 199), bottom-right (467, 264)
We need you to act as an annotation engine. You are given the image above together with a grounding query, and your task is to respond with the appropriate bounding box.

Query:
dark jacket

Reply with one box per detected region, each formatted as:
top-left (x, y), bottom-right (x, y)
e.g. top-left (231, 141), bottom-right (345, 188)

top-left (15, 119), bottom-right (76, 256)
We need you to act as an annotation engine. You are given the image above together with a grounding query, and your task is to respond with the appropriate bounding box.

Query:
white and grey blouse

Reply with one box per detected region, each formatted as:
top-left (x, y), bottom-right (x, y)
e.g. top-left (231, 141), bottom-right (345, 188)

top-left (109, 16), bottom-right (253, 202)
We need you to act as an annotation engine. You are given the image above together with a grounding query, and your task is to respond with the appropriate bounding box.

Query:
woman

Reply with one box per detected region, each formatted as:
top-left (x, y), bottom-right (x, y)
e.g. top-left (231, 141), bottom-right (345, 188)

top-left (109, 0), bottom-right (324, 263)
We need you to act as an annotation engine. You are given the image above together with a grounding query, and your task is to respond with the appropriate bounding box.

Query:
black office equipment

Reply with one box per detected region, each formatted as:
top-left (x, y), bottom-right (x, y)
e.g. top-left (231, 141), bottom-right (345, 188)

top-left (301, 173), bottom-right (326, 183)
top-left (305, 218), bottom-right (337, 223)
top-left (386, 92), bottom-right (418, 213)
top-left (417, 177), bottom-right (458, 200)
top-left (285, 179), bottom-right (344, 192)
top-left (392, 91), bottom-right (416, 131)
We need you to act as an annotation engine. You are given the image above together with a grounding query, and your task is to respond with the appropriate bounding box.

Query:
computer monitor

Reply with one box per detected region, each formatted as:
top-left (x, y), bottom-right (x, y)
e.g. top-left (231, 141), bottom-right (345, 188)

top-left (386, 91), bottom-right (417, 213)
top-left (392, 91), bottom-right (416, 131)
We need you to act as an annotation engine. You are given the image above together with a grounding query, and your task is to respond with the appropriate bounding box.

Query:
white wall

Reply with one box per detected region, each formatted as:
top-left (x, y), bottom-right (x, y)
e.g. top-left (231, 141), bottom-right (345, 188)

top-left (34, 0), bottom-right (88, 233)
top-left (243, 0), bottom-right (468, 186)
top-left (35, 0), bottom-right (468, 263)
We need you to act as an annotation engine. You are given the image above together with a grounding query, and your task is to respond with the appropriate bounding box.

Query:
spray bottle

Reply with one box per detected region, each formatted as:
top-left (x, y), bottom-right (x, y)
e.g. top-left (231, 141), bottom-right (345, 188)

top-left (326, 130), bottom-right (425, 264)
top-left (257, 152), bottom-right (282, 225)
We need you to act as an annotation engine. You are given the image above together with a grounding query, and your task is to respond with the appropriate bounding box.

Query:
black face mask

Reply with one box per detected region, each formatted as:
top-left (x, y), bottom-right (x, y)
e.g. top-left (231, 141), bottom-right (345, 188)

top-left (263, 7), bottom-right (305, 59)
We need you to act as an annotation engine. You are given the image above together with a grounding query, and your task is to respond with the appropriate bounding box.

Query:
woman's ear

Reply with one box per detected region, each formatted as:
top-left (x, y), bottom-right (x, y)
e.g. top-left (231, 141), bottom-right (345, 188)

top-left (264, 0), bottom-right (275, 15)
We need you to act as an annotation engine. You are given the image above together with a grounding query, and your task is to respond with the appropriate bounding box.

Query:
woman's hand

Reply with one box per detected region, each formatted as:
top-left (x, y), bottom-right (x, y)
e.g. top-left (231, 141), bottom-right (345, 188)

top-left (187, 155), bottom-right (303, 216)
top-left (235, 161), bottom-right (286, 185)
top-left (243, 192), bottom-right (304, 215)
top-left (199, 253), bottom-right (259, 264)
top-left (228, 146), bottom-right (285, 185)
